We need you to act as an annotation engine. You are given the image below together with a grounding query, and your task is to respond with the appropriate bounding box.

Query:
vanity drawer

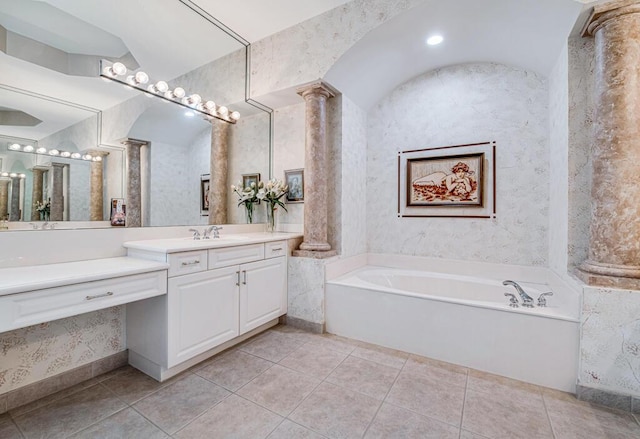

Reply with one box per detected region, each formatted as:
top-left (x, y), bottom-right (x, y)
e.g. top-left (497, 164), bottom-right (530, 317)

top-left (168, 250), bottom-right (208, 277)
top-left (0, 271), bottom-right (167, 333)
top-left (265, 240), bottom-right (287, 259)
top-left (208, 244), bottom-right (265, 269)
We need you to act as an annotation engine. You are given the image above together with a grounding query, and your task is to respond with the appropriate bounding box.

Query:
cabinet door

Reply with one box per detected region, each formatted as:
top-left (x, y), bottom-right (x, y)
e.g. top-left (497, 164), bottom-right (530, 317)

top-left (168, 266), bottom-right (239, 367)
top-left (240, 257), bottom-right (287, 334)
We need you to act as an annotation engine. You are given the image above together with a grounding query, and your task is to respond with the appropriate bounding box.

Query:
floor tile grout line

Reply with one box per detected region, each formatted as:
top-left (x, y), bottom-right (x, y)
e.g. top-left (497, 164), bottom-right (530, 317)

top-left (458, 370), bottom-right (470, 439)
top-left (541, 392), bottom-right (559, 439)
top-left (360, 362), bottom-right (403, 438)
top-left (167, 390), bottom-right (233, 437)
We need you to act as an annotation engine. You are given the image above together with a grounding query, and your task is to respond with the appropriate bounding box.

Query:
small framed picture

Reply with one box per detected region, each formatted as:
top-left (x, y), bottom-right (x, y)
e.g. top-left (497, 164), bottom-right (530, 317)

top-left (242, 173), bottom-right (260, 189)
top-left (201, 174), bottom-right (210, 216)
top-left (285, 169), bottom-right (304, 203)
top-left (110, 198), bottom-right (126, 226)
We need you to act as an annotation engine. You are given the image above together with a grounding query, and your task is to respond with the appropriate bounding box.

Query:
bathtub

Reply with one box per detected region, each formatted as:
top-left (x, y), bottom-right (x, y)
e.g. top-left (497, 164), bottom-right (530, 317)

top-left (325, 255), bottom-right (581, 392)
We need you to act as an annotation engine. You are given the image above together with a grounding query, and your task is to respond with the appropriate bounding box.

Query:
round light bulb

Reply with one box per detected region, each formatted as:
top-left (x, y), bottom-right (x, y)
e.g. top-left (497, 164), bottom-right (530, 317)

top-left (36, 147), bottom-right (47, 154)
top-left (23, 145), bottom-right (34, 152)
top-left (164, 90), bottom-right (174, 99)
top-left (173, 87), bottom-right (185, 99)
top-left (93, 156), bottom-right (103, 162)
top-left (135, 71), bottom-right (149, 84)
top-left (82, 154), bottom-right (93, 161)
top-left (9, 173), bottom-right (17, 178)
top-left (8, 143), bottom-right (21, 151)
top-left (49, 149), bottom-right (60, 156)
top-left (230, 111), bottom-right (240, 121)
top-left (112, 62), bottom-right (127, 76)
top-left (155, 81), bottom-right (169, 93)
top-left (19, 173), bottom-right (26, 178)
top-left (71, 153), bottom-right (81, 159)
top-left (188, 94), bottom-right (201, 106)
top-left (218, 106), bottom-right (228, 116)
top-left (0, 172), bottom-right (8, 177)
top-left (60, 151), bottom-right (71, 157)
top-left (426, 35), bottom-right (443, 46)
top-left (195, 103), bottom-right (204, 112)
top-left (204, 100), bottom-right (216, 111)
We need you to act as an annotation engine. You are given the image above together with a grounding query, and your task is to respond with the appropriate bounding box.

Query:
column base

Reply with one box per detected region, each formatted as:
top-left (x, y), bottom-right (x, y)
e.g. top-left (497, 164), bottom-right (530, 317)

top-left (292, 249), bottom-right (338, 259)
top-left (299, 241), bottom-right (332, 251)
top-left (577, 260), bottom-right (640, 290)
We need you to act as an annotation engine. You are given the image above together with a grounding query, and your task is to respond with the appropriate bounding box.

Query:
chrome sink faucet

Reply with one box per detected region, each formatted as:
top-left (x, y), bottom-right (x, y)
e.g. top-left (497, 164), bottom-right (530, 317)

top-left (188, 228), bottom-right (201, 240)
top-left (203, 225), bottom-right (222, 239)
top-left (503, 280), bottom-right (534, 308)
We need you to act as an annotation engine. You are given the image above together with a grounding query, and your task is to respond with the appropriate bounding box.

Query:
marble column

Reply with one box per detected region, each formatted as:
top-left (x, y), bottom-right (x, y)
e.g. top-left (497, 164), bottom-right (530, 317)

top-left (30, 167), bottom-right (45, 221)
top-left (208, 119), bottom-right (229, 225)
top-left (294, 81), bottom-right (337, 258)
top-left (9, 176), bottom-right (22, 221)
top-left (0, 179), bottom-right (9, 220)
top-left (123, 139), bottom-right (146, 228)
top-left (578, 0), bottom-right (640, 289)
top-left (88, 151), bottom-right (109, 221)
top-left (50, 163), bottom-right (65, 221)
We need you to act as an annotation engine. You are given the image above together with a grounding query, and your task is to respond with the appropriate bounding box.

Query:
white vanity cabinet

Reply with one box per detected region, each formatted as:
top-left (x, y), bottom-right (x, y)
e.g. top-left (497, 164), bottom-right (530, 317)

top-left (125, 236), bottom-right (290, 381)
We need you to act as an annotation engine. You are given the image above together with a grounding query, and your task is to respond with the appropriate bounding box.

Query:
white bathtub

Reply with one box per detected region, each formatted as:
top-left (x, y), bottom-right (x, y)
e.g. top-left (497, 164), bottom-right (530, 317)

top-left (325, 255), bottom-right (581, 392)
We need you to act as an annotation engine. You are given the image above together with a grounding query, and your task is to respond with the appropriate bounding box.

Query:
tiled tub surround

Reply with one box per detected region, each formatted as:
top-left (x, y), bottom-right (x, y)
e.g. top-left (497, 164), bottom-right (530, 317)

top-left (1, 325), bottom-right (638, 439)
top-left (325, 254), bottom-right (581, 392)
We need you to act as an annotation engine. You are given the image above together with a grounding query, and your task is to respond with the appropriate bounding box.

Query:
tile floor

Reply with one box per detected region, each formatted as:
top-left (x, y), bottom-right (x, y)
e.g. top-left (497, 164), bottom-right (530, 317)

top-left (1, 325), bottom-right (639, 438)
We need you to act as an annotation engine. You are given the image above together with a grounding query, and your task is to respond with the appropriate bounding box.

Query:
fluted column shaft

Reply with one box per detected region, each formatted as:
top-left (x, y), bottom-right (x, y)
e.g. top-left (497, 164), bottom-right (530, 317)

top-left (579, 1), bottom-right (640, 288)
top-left (50, 163), bottom-right (65, 221)
top-left (209, 119), bottom-right (229, 225)
top-left (89, 151), bottom-right (109, 221)
top-left (0, 179), bottom-right (9, 220)
top-left (9, 177), bottom-right (21, 221)
top-left (294, 81), bottom-right (336, 257)
top-left (30, 168), bottom-right (44, 221)
top-left (123, 139), bottom-right (146, 228)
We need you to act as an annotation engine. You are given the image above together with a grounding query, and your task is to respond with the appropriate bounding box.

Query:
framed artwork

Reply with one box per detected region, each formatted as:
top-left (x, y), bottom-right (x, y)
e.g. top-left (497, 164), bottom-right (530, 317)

top-left (200, 174), bottom-right (210, 216)
top-left (398, 141), bottom-right (496, 218)
top-left (285, 168), bottom-right (304, 203)
top-left (242, 173), bottom-right (260, 189)
top-left (110, 198), bottom-right (126, 226)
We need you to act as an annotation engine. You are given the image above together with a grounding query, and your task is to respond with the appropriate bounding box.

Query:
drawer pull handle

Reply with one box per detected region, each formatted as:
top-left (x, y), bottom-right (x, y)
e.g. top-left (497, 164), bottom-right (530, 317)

top-left (236, 271), bottom-right (240, 286)
top-left (271, 247), bottom-right (283, 251)
top-left (242, 270), bottom-right (247, 285)
top-left (86, 292), bottom-right (114, 301)
top-left (181, 260), bottom-right (200, 266)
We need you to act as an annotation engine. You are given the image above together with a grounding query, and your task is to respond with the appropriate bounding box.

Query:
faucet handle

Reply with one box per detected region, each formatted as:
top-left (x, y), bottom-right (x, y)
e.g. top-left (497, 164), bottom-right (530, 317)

top-left (188, 228), bottom-right (201, 240)
top-left (537, 292), bottom-right (553, 307)
top-left (504, 293), bottom-right (519, 308)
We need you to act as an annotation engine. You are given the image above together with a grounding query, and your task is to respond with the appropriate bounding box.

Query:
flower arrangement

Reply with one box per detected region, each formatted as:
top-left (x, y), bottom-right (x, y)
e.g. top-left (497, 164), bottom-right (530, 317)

top-left (231, 181), bottom-right (261, 223)
top-left (35, 199), bottom-right (51, 221)
top-left (260, 178), bottom-right (288, 232)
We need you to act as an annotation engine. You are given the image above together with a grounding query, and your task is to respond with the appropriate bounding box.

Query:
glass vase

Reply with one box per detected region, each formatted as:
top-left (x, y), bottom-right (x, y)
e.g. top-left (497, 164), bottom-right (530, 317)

top-left (245, 202), bottom-right (254, 224)
top-left (266, 202), bottom-right (277, 233)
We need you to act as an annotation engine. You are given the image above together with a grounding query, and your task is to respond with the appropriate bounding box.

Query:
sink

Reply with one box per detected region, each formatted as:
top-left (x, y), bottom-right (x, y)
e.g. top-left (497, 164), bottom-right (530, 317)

top-left (181, 235), bottom-right (250, 242)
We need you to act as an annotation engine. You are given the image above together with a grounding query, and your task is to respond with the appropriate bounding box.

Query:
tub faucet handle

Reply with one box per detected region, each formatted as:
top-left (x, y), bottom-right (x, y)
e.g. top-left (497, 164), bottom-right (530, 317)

top-left (504, 293), bottom-right (519, 308)
top-left (537, 292), bottom-right (553, 307)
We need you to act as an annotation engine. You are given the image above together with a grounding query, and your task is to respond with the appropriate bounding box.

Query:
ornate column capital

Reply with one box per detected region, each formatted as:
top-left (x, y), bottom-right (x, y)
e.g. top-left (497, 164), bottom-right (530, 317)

top-left (121, 138), bottom-right (148, 148)
top-left (296, 80), bottom-right (338, 100)
top-left (582, 0), bottom-right (640, 36)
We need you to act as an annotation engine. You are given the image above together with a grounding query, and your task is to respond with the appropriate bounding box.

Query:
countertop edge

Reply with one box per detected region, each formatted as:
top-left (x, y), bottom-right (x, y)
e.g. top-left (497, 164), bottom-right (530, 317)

top-left (0, 257), bottom-right (169, 297)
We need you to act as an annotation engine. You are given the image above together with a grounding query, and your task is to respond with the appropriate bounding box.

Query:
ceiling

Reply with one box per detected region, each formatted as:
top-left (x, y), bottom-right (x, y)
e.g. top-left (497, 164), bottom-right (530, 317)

top-left (325, 0), bottom-right (595, 110)
top-left (1, 0), bottom-right (603, 141)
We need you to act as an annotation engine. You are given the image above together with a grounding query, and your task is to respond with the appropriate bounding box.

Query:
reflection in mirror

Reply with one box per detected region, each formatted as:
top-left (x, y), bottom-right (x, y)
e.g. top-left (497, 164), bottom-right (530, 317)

top-left (0, 0), bottom-right (272, 229)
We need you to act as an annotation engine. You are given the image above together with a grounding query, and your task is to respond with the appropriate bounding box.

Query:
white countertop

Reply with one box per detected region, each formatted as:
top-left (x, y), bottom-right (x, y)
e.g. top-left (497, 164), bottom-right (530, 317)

top-left (0, 257), bottom-right (169, 296)
top-left (123, 232), bottom-right (301, 253)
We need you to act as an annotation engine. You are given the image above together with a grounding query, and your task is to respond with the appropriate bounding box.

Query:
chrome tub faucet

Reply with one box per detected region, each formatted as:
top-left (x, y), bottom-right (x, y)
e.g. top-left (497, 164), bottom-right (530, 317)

top-left (503, 280), bottom-right (534, 308)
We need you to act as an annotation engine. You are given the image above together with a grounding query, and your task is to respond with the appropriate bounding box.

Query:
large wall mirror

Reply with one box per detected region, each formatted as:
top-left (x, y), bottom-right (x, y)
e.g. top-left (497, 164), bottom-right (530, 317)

top-left (0, 0), bottom-right (271, 229)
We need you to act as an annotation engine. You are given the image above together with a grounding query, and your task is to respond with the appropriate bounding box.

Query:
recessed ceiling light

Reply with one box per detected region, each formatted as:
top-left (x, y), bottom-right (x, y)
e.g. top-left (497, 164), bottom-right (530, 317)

top-left (426, 35), bottom-right (444, 46)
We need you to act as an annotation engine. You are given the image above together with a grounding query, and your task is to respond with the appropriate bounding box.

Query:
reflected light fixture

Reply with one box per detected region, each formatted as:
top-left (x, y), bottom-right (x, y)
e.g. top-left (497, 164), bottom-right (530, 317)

top-left (6, 143), bottom-right (103, 162)
top-left (100, 60), bottom-right (239, 124)
top-left (426, 35), bottom-right (444, 46)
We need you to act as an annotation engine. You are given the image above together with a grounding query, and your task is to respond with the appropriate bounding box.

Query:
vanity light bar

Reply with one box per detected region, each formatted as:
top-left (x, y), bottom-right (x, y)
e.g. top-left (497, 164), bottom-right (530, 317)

top-left (0, 172), bottom-right (26, 178)
top-left (7, 143), bottom-right (102, 162)
top-left (100, 60), bottom-right (240, 124)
